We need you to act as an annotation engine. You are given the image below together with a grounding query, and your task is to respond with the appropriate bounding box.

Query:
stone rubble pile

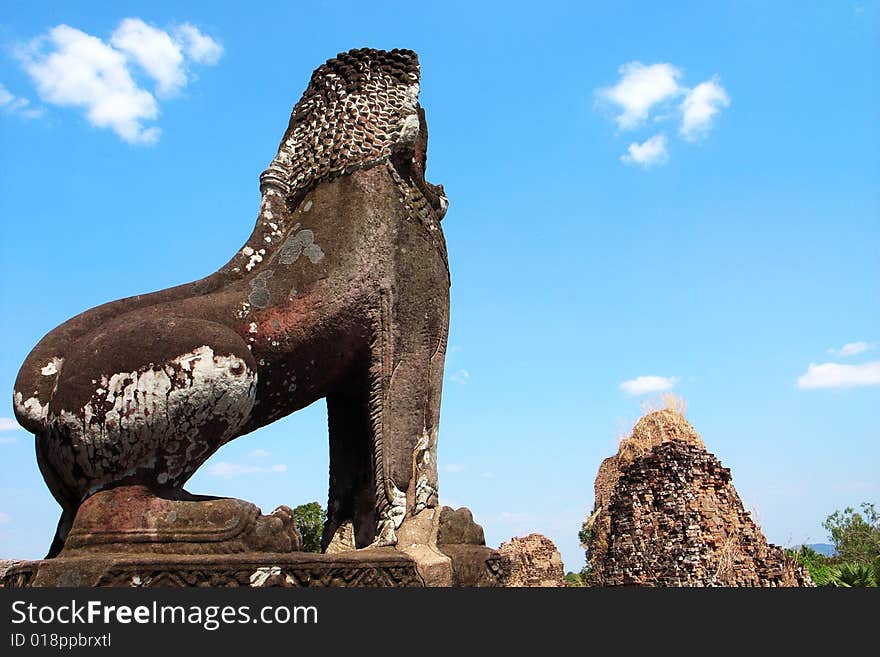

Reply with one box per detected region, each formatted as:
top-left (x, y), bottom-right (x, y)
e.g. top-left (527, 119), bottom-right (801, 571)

top-left (498, 533), bottom-right (566, 587)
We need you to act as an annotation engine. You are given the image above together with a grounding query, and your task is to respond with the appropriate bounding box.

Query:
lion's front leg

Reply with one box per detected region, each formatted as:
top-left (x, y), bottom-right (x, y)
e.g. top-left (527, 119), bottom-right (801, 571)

top-left (413, 319), bottom-right (446, 516)
top-left (368, 291), bottom-right (449, 549)
top-left (371, 354), bottom-right (432, 546)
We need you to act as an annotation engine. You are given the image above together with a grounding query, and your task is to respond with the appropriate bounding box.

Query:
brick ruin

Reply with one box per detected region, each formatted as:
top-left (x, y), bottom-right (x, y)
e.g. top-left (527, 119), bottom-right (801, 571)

top-left (585, 409), bottom-right (812, 587)
top-left (498, 534), bottom-right (566, 587)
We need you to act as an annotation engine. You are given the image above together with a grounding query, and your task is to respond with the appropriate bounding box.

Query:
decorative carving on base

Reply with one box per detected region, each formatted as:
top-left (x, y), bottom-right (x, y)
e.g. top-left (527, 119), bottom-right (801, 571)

top-left (2, 550), bottom-right (425, 588)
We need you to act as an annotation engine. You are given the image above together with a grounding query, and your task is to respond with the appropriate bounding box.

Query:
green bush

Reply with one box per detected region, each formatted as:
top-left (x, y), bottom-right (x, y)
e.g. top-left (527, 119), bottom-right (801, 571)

top-left (791, 502), bottom-right (879, 587)
top-left (565, 571), bottom-right (586, 587)
top-left (835, 562), bottom-right (876, 587)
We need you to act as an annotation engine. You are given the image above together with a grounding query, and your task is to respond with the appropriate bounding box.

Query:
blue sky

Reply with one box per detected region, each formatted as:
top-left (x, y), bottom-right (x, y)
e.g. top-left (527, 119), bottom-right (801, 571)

top-left (0, 1), bottom-right (877, 571)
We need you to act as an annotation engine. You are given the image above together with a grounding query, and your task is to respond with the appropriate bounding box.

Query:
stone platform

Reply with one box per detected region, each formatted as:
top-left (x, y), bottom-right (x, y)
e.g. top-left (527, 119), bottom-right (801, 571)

top-left (0, 489), bottom-right (505, 588)
top-left (2, 547), bottom-right (505, 588)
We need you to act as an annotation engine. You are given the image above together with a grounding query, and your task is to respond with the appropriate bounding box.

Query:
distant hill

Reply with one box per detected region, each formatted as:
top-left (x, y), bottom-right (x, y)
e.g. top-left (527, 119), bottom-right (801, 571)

top-left (791, 543), bottom-right (836, 557)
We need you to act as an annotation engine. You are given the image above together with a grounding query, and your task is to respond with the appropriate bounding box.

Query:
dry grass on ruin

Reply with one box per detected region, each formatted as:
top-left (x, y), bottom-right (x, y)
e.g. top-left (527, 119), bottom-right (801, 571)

top-left (714, 535), bottom-right (743, 584)
top-left (617, 396), bottom-right (703, 465)
top-left (640, 392), bottom-right (688, 416)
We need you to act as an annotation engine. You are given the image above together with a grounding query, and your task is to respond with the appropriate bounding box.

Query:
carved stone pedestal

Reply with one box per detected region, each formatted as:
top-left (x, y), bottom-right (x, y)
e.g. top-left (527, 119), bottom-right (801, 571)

top-left (0, 490), bottom-right (505, 588)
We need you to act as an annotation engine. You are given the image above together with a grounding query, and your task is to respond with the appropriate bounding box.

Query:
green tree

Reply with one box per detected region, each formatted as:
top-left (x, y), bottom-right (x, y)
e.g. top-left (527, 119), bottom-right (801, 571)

top-left (823, 502), bottom-right (880, 563)
top-left (572, 518), bottom-right (594, 586)
top-left (794, 544), bottom-right (825, 565)
top-left (292, 502), bottom-right (326, 553)
top-left (565, 571), bottom-right (586, 587)
top-left (578, 521), bottom-right (591, 549)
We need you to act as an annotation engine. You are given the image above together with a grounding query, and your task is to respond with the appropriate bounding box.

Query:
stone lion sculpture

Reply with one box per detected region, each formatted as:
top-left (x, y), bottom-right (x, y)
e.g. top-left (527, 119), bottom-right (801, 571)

top-left (13, 48), bottom-right (450, 559)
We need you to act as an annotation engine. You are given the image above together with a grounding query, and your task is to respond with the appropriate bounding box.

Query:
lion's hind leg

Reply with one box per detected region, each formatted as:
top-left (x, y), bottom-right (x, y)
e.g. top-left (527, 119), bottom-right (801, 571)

top-left (37, 315), bottom-right (258, 554)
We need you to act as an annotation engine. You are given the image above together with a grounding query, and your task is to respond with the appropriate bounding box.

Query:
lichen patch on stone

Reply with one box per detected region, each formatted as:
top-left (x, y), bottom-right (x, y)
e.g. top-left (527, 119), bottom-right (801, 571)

top-left (41, 357), bottom-right (63, 376)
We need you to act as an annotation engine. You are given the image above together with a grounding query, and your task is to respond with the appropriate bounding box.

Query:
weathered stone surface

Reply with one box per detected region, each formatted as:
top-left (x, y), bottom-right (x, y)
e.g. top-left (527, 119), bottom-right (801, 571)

top-left (432, 506), bottom-right (503, 586)
top-left (12, 48), bottom-right (452, 569)
top-left (324, 520), bottom-right (357, 554)
top-left (439, 544), bottom-right (507, 587)
top-left (497, 534), bottom-right (566, 587)
top-left (0, 560), bottom-right (23, 588)
top-left (60, 485), bottom-right (301, 555)
top-left (437, 506), bottom-right (486, 546)
top-left (586, 410), bottom-right (812, 587)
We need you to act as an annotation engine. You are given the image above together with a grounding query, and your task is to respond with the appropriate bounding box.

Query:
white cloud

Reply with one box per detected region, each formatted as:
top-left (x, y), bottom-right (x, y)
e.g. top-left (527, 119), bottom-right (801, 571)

top-left (0, 82), bottom-right (43, 118)
top-left (480, 471), bottom-right (495, 479)
top-left (598, 62), bottom-right (682, 130)
top-left (0, 417), bottom-right (20, 443)
top-left (596, 63), bottom-right (731, 166)
top-left (175, 24), bottom-right (224, 65)
top-left (18, 19), bottom-right (222, 144)
top-left (827, 341), bottom-right (875, 357)
top-left (442, 463), bottom-right (465, 473)
top-left (450, 369), bottom-right (470, 384)
top-left (620, 375), bottom-right (680, 395)
top-left (111, 18), bottom-right (186, 97)
top-left (207, 461), bottom-right (287, 478)
top-left (0, 512), bottom-right (10, 523)
top-left (797, 361), bottom-right (880, 389)
top-left (0, 417), bottom-right (21, 432)
top-left (20, 24), bottom-right (160, 143)
top-left (249, 448), bottom-right (271, 458)
top-left (621, 134), bottom-right (669, 168)
top-left (680, 77), bottom-right (730, 140)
